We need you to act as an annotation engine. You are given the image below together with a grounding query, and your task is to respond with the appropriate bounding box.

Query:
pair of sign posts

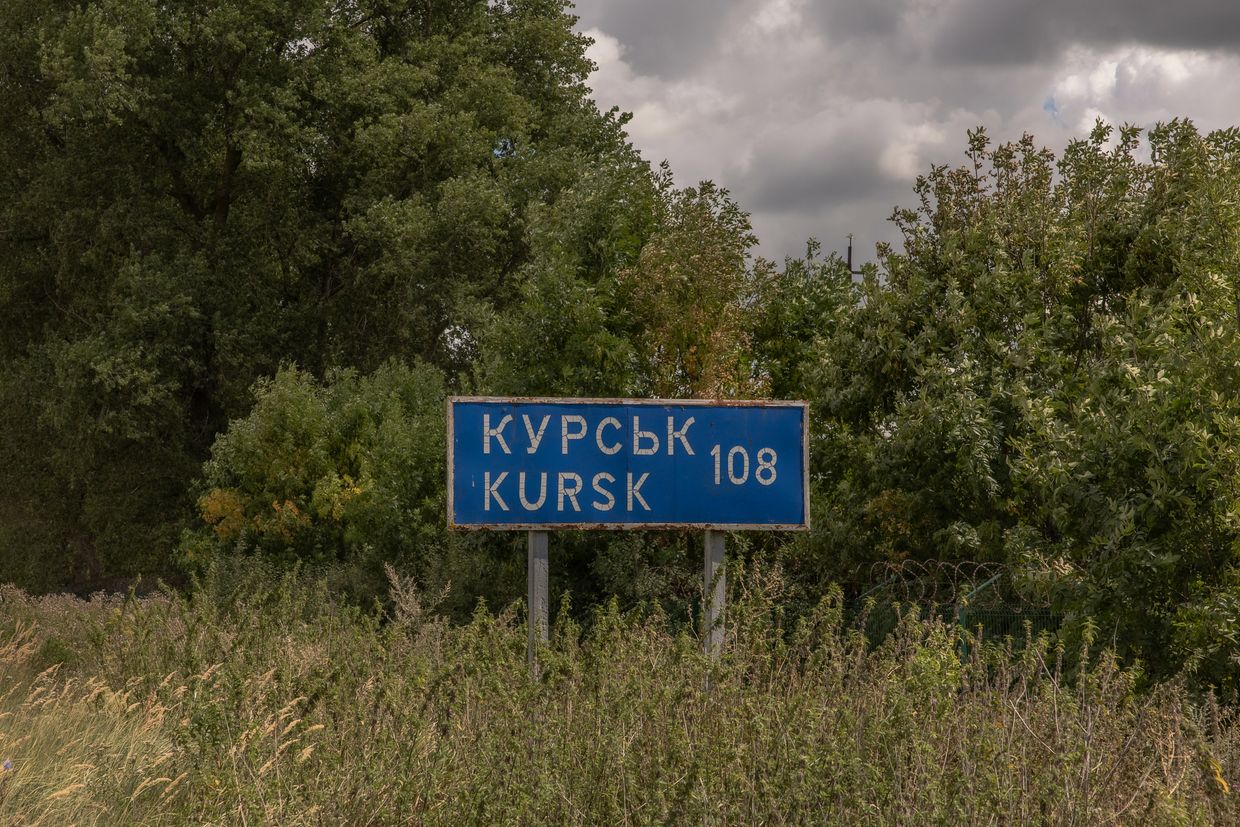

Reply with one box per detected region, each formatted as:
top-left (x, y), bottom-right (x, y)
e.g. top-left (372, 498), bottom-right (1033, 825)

top-left (448, 397), bottom-right (809, 672)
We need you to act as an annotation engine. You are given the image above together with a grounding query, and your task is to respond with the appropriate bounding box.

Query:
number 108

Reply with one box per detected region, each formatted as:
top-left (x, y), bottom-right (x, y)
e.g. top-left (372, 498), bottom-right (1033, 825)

top-left (710, 444), bottom-right (777, 486)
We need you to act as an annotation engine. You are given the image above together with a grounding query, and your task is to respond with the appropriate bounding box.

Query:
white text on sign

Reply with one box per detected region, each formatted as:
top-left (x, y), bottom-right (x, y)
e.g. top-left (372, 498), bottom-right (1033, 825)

top-left (477, 414), bottom-right (778, 513)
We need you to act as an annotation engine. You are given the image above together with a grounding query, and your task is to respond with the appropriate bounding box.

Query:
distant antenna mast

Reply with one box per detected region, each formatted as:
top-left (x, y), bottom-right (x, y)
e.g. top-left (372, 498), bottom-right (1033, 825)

top-left (847, 234), bottom-right (863, 276)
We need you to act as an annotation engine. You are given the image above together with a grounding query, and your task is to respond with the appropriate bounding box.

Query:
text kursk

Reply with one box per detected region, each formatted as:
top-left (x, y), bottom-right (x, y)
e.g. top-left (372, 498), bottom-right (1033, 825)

top-left (479, 414), bottom-right (694, 513)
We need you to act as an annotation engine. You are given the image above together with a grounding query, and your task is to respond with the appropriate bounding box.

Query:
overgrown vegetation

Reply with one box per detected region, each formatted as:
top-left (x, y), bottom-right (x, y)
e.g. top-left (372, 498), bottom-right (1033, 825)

top-left (0, 561), bottom-right (1236, 825)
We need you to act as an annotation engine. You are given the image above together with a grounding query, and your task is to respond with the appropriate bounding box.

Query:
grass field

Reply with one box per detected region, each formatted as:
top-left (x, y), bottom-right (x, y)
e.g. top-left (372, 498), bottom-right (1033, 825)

top-left (1, 559), bottom-right (1237, 825)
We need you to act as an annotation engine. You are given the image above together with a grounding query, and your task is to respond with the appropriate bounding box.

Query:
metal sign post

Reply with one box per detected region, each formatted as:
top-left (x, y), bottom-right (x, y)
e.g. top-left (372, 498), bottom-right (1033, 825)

top-left (447, 397), bottom-right (809, 670)
top-left (704, 529), bottom-right (725, 658)
top-left (527, 530), bottom-right (548, 676)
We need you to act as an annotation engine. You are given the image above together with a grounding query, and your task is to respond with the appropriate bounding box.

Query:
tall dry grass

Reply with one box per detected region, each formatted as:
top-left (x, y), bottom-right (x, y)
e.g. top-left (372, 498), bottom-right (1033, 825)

top-left (0, 560), bottom-right (1236, 825)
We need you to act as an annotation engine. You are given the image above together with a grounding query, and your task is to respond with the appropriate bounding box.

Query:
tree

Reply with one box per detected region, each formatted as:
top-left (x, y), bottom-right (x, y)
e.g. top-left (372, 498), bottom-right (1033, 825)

top-left (1008, 123), bottom-right (1240, 686)
top-left (616, 170), bottom-right (766, 399)
top-left (0, 0), bottom-right (639, 589)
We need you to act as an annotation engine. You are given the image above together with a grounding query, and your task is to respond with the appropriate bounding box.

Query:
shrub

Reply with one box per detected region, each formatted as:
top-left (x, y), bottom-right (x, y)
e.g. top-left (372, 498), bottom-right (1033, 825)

top-left (183, 360), bottom-right (447, 583)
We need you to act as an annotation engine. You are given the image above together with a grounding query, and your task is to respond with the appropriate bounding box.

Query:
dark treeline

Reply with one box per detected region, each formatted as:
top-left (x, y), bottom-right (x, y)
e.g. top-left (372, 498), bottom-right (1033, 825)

top-left (2, 1), bottom-right (1239, 688)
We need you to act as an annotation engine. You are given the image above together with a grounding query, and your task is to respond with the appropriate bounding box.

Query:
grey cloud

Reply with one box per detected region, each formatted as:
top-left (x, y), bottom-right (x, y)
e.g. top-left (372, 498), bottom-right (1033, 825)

top-left (722, 101), bottom-right (959, 259)
top-left (577, 0), bottom-right (1240, 79)
top-left (930, 1), bottom-right (1057, 65)
top-left (571, 0), bottom-right (733, 78)
top-left (750, 162), bottom-right (885, 213)
top-left (750, 198), bottom-right (907, 266)
top-left (931, 0), bottom-right (1240, 65)
top-left (806, 0), bottom-right (910, 41)
top-left (741, 136), bottom-right (887, 214)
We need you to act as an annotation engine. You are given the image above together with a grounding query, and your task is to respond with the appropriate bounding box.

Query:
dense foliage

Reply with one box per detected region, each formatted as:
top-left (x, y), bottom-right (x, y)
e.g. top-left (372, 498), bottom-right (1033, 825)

top-left (2, 0), bottom-right (1239, 685)
top-left (186, 361), bottom-right (445, 571)
top-left (0, 0), bottom-right (639, 588)
top-left (801, 124), bottom-right (1240, 686)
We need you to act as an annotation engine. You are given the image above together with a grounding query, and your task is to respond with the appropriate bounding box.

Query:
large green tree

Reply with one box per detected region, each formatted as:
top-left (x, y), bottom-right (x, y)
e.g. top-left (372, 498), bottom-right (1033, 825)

top-left (0, 0), bottom-right (641, 589)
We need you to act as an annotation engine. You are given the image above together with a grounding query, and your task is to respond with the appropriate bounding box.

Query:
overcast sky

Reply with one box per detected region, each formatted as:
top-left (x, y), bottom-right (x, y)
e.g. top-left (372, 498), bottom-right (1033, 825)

top-left (572, 0), bottom-right (1240, 264)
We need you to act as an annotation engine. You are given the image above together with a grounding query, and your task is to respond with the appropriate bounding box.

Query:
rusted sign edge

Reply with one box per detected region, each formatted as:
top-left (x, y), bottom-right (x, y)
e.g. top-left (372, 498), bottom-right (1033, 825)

top-left (451, 522), bottom-right (810, 532)
top-left (449, 395), bottom-right (808, 408)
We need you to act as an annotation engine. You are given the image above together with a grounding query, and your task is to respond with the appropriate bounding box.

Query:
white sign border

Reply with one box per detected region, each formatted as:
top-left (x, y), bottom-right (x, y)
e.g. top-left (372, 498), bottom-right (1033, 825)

top-left (447, 396), bottom-right (810, 531)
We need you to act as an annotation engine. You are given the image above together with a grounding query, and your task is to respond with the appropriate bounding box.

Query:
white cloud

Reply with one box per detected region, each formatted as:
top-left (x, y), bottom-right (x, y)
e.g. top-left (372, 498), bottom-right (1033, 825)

top-left (751, 0), bottom-right (805, 34)
top-left (880, 123), bottom-right (948, 182)
top-left (1045, 46), bottom-right (1240, 135)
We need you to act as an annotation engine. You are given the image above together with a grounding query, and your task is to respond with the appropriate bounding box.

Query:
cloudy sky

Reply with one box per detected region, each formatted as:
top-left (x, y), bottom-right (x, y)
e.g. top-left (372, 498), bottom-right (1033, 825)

top-left (572, 0), bottom-right (1240, 263)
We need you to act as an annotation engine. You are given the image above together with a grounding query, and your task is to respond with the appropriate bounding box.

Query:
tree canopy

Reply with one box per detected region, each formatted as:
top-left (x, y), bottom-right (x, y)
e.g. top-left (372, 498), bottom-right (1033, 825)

top-left (0, 0), bottom-right (643, 588)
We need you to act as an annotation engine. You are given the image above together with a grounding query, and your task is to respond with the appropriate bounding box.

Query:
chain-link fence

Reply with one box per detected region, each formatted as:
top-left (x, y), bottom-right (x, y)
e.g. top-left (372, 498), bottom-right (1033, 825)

top-left (849, 561), bottom-right (1061, 648)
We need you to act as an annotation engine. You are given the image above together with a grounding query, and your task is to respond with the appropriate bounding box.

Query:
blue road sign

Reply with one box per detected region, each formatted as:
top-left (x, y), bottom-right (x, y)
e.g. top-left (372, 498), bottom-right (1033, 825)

top-left (448, 397), bottom-right (809, 530)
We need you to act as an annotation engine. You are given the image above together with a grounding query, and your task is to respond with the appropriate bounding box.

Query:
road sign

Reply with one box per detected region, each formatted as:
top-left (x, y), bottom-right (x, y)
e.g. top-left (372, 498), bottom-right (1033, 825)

top-left (448, 397), bottom-right (809, 530)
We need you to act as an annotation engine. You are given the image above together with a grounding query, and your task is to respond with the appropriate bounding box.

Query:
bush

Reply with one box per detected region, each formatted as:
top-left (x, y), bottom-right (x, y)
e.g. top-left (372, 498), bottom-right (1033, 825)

top-left (183, 361), bottom-right (448, 585)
